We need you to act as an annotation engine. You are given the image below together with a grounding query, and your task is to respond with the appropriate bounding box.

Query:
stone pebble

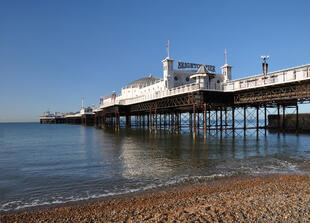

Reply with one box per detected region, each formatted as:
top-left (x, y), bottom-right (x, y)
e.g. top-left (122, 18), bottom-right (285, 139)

top-left (1, 174), bottom-right (309, 222)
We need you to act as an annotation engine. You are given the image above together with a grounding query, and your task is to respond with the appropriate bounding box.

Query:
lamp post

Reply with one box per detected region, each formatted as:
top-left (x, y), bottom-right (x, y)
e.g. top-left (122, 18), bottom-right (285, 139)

top-left (261, 56), bottom-right (270, 76)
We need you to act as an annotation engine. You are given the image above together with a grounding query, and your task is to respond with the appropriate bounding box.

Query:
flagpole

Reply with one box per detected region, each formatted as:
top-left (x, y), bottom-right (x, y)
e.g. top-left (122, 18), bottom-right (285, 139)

top-left (225, 48), bottom-right (227, 64)
top-left (167, 40), bottom-right (170, 58)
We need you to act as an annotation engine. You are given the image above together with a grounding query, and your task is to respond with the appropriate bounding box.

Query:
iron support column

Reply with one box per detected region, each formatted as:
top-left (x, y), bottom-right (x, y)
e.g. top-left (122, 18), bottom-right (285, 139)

top-left (224, 107), bottom-right (228, 127)
top-left (220, 107), bottom-right (223, 131)
top-left (126, 115), bottom-right (131, 128)
top-left (215, 108), bottom-right (218, 130)
top-left (193, 105), bottom-right (196, 133)
top-left (264, 105), bottom-right (267, 135)
top-left (282, 105), bottom-right (286, 132)
top-left (203, 104), bottom-right (207, 133)
top-left (296, 104), bottom-right (299, 133)
top-left (244, 106), bottom-right (247, 136)
top-left (256, 106), bottom-right (259, 132)
top-left (232, 106), bottom-right (235, 134)
top-left (164, 113), bottom-right (167, 129)
top-left (189, 112), bottom-right (192, 131)
top-left (277, 104), bottom-right (280, 131)
top-left (208, 110), bottom-right (211, 129)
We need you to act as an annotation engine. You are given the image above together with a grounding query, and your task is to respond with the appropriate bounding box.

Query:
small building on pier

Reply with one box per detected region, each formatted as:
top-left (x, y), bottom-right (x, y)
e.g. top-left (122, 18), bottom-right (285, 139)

top-left (103, 57), bottom-right (232, 107)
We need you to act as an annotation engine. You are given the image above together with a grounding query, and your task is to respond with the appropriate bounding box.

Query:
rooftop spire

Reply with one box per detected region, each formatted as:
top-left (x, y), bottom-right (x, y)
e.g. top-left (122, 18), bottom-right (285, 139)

top-left (196, 65), bottom-right (209, 74)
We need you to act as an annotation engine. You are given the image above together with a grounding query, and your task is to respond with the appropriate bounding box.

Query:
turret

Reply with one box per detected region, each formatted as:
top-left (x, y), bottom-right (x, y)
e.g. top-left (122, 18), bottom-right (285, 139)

top-left (221, 64), bottom-right (232, 82)
top-left (221, 49), bottom-right (232, 82)
top-left (162, 57), bottom-right (174, 89)
top-left (190, 65), bottom-right (215, 89)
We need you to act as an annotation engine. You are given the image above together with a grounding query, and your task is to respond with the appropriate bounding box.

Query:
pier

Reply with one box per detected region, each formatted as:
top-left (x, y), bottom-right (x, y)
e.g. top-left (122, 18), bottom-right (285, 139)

top-left (40, 112), bottom-right (65, 124)
top-left (41, 56), bottom-right (310, 135)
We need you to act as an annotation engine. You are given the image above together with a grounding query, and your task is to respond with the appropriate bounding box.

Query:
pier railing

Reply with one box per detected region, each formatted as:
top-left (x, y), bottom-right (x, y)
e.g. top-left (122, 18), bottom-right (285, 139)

top-left (120, 83), bottom-right (201, 105)
top-left (100, 83), bottom-right (201, 108)
top-left (223, 64), bottom-right (310, 91)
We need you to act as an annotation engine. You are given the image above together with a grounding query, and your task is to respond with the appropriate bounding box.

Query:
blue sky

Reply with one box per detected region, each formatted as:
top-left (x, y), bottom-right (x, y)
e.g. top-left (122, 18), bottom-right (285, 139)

top-left (0, 0), bottom-right (310, 122)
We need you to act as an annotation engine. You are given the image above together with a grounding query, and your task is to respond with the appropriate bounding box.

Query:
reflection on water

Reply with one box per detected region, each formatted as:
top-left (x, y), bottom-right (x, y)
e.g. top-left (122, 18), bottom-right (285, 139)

top-left (0, 123), bottom-right (309, 211)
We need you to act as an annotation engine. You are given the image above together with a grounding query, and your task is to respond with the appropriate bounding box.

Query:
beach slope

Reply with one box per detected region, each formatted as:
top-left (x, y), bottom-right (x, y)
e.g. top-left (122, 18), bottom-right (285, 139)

top-left (1, 174), bottom-right (309, 222)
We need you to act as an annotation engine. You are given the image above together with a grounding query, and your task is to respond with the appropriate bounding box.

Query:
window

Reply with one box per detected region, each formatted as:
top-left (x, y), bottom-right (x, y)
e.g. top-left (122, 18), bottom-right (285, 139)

top-left (186, 77), bottom-right (190, 82)
top-left (174, 76), bottom-right (178, 81)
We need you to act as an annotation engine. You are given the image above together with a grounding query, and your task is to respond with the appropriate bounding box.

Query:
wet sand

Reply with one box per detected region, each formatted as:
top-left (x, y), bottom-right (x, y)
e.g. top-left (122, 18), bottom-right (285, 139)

top-left (1, 174), bottom-right (309, 222)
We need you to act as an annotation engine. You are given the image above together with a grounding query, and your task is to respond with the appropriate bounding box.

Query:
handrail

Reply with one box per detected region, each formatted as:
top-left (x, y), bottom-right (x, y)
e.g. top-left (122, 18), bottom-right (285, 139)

top-left (100, 83), bottom-right (200, 108)
top-left (223, 65), bottom-right (310, 91)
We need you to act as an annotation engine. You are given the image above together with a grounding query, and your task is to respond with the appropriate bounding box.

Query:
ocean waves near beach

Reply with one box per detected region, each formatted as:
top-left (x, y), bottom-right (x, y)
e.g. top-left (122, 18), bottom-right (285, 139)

top-left (0, 123), bottom-right (309, 211)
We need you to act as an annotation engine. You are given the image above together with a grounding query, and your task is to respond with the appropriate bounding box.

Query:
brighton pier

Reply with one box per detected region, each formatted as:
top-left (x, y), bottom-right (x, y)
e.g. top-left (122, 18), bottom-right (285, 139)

top-left (40, 56), bottom-right (310, 135)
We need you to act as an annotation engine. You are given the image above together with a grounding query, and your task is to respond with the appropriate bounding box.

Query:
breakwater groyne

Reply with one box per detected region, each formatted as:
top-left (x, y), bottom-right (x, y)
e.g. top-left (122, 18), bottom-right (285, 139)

top-left (269, 113), bottom-right (310, 133)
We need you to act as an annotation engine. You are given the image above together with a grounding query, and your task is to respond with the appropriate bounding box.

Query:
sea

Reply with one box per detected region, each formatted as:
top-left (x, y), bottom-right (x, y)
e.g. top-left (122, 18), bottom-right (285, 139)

top-left (0, 122), bottom-right (309, 212)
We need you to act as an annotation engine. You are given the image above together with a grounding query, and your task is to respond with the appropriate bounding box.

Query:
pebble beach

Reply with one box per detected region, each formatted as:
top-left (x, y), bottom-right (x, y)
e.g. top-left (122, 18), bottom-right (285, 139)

top-left (1, 174), bottom-right (309, 222)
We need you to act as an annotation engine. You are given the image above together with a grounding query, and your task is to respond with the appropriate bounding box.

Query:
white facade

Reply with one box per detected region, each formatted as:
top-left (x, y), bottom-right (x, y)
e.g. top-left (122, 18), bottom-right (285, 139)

top-left (102, 56), bottom-right (230, 107)
top-left (99, 56), bottom-right (310, 109)
top-left (118, 76), bottom-right (165, 100)
top-left (163, 57), bottom-right (231, 89)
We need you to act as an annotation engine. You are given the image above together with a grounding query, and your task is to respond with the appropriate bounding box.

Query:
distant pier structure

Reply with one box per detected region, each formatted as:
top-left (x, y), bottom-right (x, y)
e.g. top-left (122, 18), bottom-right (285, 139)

top-left (40, 100), bottom-right (95, 125)
top-left (41, 55), bottom-right (310, 134)
top-left (40, 111), bottom-right (65, 124)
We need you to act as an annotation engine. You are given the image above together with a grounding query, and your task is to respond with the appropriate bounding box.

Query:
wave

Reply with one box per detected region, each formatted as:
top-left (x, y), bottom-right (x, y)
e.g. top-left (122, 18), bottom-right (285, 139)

top-left (0, 173), bottom-right (229, 212)
top-left (1, 158), bottom-right (308, 212)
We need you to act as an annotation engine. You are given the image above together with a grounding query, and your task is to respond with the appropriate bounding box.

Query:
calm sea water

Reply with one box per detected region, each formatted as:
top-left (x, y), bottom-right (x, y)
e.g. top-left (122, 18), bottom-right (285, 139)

top-left (0, 123), bottom-right (309, 211)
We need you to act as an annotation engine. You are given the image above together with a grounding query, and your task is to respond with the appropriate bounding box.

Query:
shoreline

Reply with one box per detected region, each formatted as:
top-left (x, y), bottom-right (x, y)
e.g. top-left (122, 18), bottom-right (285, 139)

top-left (1, 174), bottom-right (309, 222)
top-left (0, 174), bottom-right (249, 214)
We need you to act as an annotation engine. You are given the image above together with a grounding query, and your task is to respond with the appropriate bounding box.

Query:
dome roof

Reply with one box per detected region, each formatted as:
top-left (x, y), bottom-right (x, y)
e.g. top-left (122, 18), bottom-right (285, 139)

top-left (125, 74), bottom-right (162, 88)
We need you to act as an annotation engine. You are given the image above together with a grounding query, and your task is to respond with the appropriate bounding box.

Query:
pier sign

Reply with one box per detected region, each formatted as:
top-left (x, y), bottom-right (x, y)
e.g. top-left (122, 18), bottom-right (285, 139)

top-left (178, 61), bottom-right (215, 72)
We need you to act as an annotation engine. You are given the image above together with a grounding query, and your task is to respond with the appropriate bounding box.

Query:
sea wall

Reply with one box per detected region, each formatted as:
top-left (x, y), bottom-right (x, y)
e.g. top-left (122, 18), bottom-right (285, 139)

top-left (268, 113), bottom-right (310, 133)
